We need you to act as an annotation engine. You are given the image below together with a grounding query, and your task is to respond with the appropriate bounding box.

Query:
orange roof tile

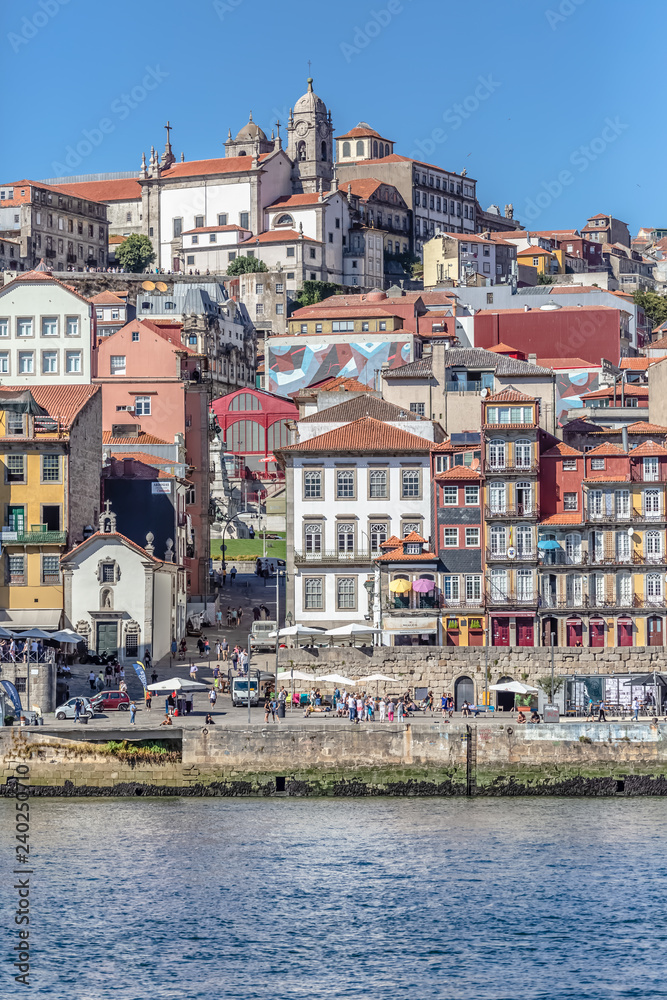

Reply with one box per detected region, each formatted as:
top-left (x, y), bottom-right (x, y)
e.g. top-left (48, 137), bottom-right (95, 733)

top-left (585, 442), bottom-right (627, 456)
top-left (628, 440), bottom-right (667, 457)
top-left (90, 290), bottom-right (127, 306)
top-left (181, 225), bottom-right (247, 235)
top-left (539, 513), bottom-right (585, 525)
top-left (403, 531), bottom-right (427, 543)
top-left (314, 376), bottom-right (372, 392)
top-left (432, 439), bottom-right (477, 452)
top-left (435, 466), bottom-right (482, 479)
top-left (0, 269), bottom-right (92, 305)
top-left (486, 388), bottom-right (536, 403)
top-left (57, 177), bottom-right (142, 202)
top-left (269, 193), bottom-right (328, 208)
top-left (102, 431), bottom-right (169, 445)
top-left (105, 451), bottom-right (177, 466)
top-left (62, 530), bottom-right (164, 563)
top-left (517, 246), bottom-right (556, 256)
top-left (0, 385), bottom-right (99, 430)
top-left (376, 539), bottom-right (438, 562)
top-left (335, 125), bottom-right (385, 140)
top-left (160, 153), bottom-right (272, 180)
top-left (581, 384), bottom-right (647, 399)
top-left (281, 416), bottom-right (433, 454)
top-left (338, 178), bottom-right (384, 200)
top-left (486, 342), bottom-right (522, 355)
top-left (649, 334), bottom-right (667, 350)
top-left (240, 229), bottom-right (319, 245)
top-left (541, 442), bottom-right (583, 458)
top-left (537, 358), bottom-right (594, 369)
top-left (380, 535), bottom-right (403, 549)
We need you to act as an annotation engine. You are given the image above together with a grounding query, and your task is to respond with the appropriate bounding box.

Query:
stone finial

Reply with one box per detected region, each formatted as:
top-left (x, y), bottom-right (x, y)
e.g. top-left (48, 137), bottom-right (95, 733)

top-left (140, 151), bottom-right (147, 179)
top-left (99, 499), bottom-right (117, 534)
top-left (145, 531), bottom-right (155, 556)
top-left (164, 538), bottom-right (174, 562)
top-left (181, 152), bottom-right (185, 161)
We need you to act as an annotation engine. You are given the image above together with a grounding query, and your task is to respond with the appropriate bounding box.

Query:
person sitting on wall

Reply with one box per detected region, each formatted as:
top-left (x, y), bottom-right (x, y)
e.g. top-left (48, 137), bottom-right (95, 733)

top-left (160, 714), bottom-right (173, 726)
top-left (517, 711), bottom-right (527, 724)
top-left (529, 711), bottom-right (541, 724)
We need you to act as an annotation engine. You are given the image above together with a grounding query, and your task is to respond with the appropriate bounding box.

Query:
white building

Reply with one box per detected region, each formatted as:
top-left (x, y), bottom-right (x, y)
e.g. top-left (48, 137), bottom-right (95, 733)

top-left (61, 504), bottom-right (183, 664)
top-left (277, 414), bottom-right (436, 631)
top-left (90, 290), bottom-right (130, 337)
top-left (0, 269), bottom-right (94, 385)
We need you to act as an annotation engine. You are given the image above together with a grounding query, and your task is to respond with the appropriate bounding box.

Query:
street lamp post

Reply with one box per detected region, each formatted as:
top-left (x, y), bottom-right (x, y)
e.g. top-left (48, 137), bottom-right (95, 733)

top-left (274, 568), bottom-right (286, 704)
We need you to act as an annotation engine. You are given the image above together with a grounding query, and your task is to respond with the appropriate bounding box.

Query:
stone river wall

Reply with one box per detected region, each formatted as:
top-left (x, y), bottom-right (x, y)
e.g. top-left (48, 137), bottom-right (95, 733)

top-left (2, 721), bottom-right (667, 797)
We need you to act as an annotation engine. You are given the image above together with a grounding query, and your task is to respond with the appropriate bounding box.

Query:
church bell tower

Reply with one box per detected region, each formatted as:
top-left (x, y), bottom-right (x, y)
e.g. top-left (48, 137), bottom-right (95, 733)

top-left (286, 78), bottom-right (333, 193)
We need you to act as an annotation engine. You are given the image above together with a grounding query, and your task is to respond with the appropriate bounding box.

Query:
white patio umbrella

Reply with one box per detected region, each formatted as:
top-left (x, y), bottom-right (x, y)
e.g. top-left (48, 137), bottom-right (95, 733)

top-left (276, 670), bottom-right (316, 682)
top-left (267, 625), bottom-right (326, 638)
top-left (50, 629), bottom-right (87, 644)
top-left (315, 673), bottom-right (357, 686)
top-left (324, 624), bottom-right (382, 636)
top-left (147, 677), bottom-right (209, 692)
top-left (489, 681), bottom-right (538, 694)
top-left (359, 673), bottom-right (394, 683)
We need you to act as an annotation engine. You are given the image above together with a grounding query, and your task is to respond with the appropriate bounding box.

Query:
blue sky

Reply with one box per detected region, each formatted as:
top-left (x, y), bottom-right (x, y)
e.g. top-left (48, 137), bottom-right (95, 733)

top-left (5, 0), bottom-right (665, 234)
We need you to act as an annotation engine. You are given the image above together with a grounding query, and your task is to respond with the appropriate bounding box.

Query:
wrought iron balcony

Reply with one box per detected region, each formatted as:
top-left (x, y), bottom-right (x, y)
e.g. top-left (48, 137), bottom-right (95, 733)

top-left (1, 528), bottom-right (67, 545)
top-left (485, 589), bottom-right (537, 607)
top-left (484, 460), bottom-right (539, 475)
top-left (486, 547), bottom-right (537, 562)
top-left (484, 505), bottom-right (539, 520)
top-left (294, 548), bottom-right (376, 566)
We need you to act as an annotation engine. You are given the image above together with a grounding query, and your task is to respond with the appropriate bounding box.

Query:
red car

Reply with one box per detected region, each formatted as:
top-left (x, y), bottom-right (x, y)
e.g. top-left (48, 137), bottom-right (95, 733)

top-left (91, 690), bottom-right (130, 712)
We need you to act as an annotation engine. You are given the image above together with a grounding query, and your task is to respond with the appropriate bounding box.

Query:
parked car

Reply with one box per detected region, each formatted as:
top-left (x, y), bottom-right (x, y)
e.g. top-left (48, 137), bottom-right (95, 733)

top-left (90, 690), bottom-right (130, 712)
top-left (54, 697), bottom-right (94, 721)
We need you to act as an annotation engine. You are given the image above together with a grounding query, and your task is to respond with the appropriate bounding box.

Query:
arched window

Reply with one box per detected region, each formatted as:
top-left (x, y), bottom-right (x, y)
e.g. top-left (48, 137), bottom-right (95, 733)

top-left (239, 151), bottom-right (247, 156)
top-left (229, 392), bottom-right (261, 411)
top-left (373, 140), bottom-right (378, 158)
top-left (226, 420), bottom-right (265, 453)
top-left (646, 530), bottom-right (662, 561)
top-left (565, 532), bottom-right (582, 564)
top-left (490, 524), bottom-right (506, 556)
top-left (516, 482), bottom-right (532, 514)
top-left (297, 141), bottom-right (306, 161)
top-left (488, 439), bottom-right (506, 469)
top-left (342, 141), bottom-right (351, 158)
top-left (304, 523), bottom-right (321, 555)
top-left (514, 439), bottom-right (532, 469)
top-left (267, 419), bottom-right (291, 450)
top-left (489, 482), bottom-right (506, 513)
top-left (356, 140), bottom-right (364, 157)
top-left (275, 214), bottom-right (294, 227)
top-left (321, 140), bottom-right (327, 161)
top-left (337, 523), bottom-right (355, 554)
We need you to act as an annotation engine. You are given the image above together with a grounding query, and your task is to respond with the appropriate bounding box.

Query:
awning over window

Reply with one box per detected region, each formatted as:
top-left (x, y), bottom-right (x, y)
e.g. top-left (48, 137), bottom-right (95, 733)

top-left (0, 609), bottom-right (62, 629)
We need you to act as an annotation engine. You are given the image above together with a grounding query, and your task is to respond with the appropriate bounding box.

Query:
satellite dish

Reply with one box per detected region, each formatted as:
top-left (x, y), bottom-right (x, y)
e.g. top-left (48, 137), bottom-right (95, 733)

top-left (507, 546), bottom-right (516, 559)
top-left (142, 280), bottom-right (156, 291)
top-left (627, 527), bottom-right (634, 536)
top-left (156, 281), bottom-right (168, 292)
top-left (480, 388), bottom-right (489, 398)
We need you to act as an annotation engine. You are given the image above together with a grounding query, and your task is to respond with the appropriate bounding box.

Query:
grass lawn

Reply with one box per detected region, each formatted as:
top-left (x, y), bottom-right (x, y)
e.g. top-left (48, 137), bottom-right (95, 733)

top-left (211, 535), bottom-right (286, 562)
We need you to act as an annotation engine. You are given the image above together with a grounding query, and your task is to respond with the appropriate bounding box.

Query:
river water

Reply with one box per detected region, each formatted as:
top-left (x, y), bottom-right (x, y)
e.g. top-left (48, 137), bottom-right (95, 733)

top-left (2, 797), bottom-right (667, 999)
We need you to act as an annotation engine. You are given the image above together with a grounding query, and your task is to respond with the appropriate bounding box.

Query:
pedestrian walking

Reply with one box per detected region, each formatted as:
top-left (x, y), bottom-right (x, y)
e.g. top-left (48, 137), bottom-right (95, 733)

top-left (151, 669), bottom-right (158, 685)
top-left (397, 699), bottom-right (404, 723)
top-left (144, 650), bottom-right (152, 671)
top-left (379, 697), bottom-right (386, 722)
top-left (74, 698), bottom-right (82, 723)
top-left (97, 671), bottom-right (105, 691)
top-left (171, 638), bottom-right (177, 660)
top-left (203, 637), bottom-right (210, 658)
top-left (253, 606), bottom-right (261, 621)
top-left (190, 662), bottom-right (198, 681)
top-left (119, 666), bottom-right (125, 685)
top-left (264, 696), bottom-right (272, 723)
top-left (270, 695), bottom-right (279, 723)
top-left (633, 696), bottom-right (640, 722)
top-left (237, 606), bottom-right (243, 627)
top-left (145, 690), bottom-right (152, 711)
top-left (598, 699), bottom-right (607, 722)
top-left (209, 689), bottom-right (217, 710)
top-left (221, 638), bottom-right (229, 661)
top-left (230, 566), bottom-right (237, 585)
top-left (387, 699), bottom-right (395, 723)
top-left (197, 637), bottom-right (205, 656)
top-left (88, 670), bottom-right (96, 692)
top-left (216, 608), bottom-right (222, 628)
top-left (222, 566), bottom-right (227, 587)
top-left (129, 701), bottom-right (137, 724)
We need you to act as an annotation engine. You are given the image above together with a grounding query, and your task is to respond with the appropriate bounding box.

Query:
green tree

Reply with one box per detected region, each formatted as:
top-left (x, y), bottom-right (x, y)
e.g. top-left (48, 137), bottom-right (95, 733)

top-left (536, 674), bottom-right (564, 701)
top-left (537, 272), bottom-right (556, 285)
top-left (226, 256), bottom-right (268, 276)
top-left (295, 280), bottom-right (340, 308)
top-left (633, 290), bottom-right (667, 328)
top-left (116, 234), bottom-right (156, 272)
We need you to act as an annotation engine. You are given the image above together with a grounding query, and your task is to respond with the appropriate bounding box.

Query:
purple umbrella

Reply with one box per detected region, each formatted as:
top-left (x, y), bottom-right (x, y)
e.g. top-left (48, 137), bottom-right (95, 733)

top-left (412, 578), bottom-right (435, 593)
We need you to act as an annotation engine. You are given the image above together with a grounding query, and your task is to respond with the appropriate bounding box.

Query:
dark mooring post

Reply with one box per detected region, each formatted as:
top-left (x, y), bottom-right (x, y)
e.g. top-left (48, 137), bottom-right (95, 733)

top-left (466, 724), bottom-right (477, 796)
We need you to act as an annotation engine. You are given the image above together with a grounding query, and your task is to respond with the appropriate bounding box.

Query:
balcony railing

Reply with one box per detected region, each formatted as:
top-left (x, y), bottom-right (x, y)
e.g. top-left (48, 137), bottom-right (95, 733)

top-left (485, 590), bottom-right (537, 607)
top-left (586, 509), bottom-right (632, 523)
top-left (484, 461), bottom-right (539, 475)
top-left (633, 549), bottom-right (667, 565)
top-left (294, 548), bottom-right (377, 566)
top-left (541, 551), bottom-right (589, 567)
top-left (486, 547), bottom-right (537, 562)
top-left (630, 468), bottom-right (665, 482)
top-left (1, 529), bottom-right (67, 544)
top-left (540, 594), bottom-right (661, 611)
top-left (445, 380), bottom-right (488, 393)
top-left (484, 505), bottom-right (539, 520)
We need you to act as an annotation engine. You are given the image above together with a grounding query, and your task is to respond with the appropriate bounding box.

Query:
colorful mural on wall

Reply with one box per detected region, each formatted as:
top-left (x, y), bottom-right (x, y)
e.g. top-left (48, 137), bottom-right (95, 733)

top-left (267, 340), bottom-right (412, 395)
top-left (555, 368), bottom-right (601, 426)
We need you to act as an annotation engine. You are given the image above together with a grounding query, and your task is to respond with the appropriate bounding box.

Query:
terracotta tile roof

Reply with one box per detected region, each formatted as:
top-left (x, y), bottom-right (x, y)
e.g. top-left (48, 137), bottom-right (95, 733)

top-left (269, 193), bottom-right (327, 208)
top-left (0, 269), bottom-right (92, 305)
top-left (403, 531), bottom-right (427, 543)
top-left (587, 213), bottom-right (609, 221)
top-left (435, 466), bottom-right (482, 479)
top-left (538, 357), bottom-right (594, 369)
top-left (376, 533), bottom-right (438, 562)
top-left (589, 421), bottom-right (667, 435)
top-left (338, 178), bottom-right (383, 200)
top-left (649, 334), bottom-right (667, 350)
top-left (281, 416), bottom-right (434, 454)
top-left (619, 358), bottom-right (659, 370)
top-left (107, 318), bottom-right (195, 355)
top-left (160, 154), bottom-right (272, 179)
top-left (181, 225), bottom-right (247, 235)
top-left (240, 229), bottom-right (319, 245)
top-left (486, 343), bottom-right (522, 355)
top-left (382, 357), bottom-right (433, 379)
top-left (90, 290), bottom-right (127, 305)
top-left (517, 246), bottom-right (556, 256)
top-left (0, 385), bottom-right (99, 428)
top-left (585, 442), bottom-right (627, 456)
top-left (628, 440), bottom-right (667, 457)
top-left (56, 177), bottom-right (142, 202)
top-left (485, 387), bottom-right (536, 403)
top-left (300, 396), bottom-right (420, 424)
top-left (62, 530), bottom-right (163, 564)
top-left (314, 376), bottom-right (373, 392)
top-left (105, 451), bottom-right (177, 466)
top-left (541, 442), bottom-right (583, 458)
top-left (432, 439), bottom-right (478, 452)
top-left (335, 125), bottom-right (384, 140)
top-left (581, 384), bottom-right (648, 399)
top-left (380, 535), bottom-right (402, 549)
top-left (102, 431), bottom-right (169, 445)
top-left (539, 513), bottom-right (585, 525)
top-left (290, 304), bottom-right (400, 320)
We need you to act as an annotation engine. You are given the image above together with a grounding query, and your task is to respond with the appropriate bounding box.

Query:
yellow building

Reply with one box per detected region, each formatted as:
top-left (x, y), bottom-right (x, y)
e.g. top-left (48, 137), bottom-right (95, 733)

top-left (516, 245), bottom-right (562, 276)
top-left (0, 386), bottom-right (101, 629)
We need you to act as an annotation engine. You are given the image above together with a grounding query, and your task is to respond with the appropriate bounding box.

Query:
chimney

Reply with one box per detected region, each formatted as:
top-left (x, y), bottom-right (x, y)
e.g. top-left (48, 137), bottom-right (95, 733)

top-left (622, 426), bottom-right (629, 452)
top-left (123, 458), bottom-right (134, 477)
top-left (524, 304), bottom-right (530, 312)
top-left (528, 353), bottom-right (537, 365)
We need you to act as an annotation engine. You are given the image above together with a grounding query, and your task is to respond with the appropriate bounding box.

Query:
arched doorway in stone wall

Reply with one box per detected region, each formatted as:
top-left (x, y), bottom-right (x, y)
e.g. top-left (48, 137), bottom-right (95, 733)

top-left (455, 675), bottom-right (474, 711)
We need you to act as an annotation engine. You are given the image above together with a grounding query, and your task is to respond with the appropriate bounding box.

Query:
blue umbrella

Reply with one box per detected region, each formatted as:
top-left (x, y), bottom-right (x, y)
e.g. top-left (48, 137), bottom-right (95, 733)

top-left (538, 540), bottom-right (561, 550)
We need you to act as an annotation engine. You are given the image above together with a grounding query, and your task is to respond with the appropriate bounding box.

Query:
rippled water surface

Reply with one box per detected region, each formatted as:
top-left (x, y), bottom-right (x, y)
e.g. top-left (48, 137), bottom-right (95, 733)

top-left (2, 797), bottom-right (667, 999)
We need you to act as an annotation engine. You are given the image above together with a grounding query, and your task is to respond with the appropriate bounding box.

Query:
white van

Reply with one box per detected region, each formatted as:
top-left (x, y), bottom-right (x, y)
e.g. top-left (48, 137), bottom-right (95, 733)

top-left (231, 676), bottom-right (260, 707)
top-left (250, 620), bottom-right (277, 652)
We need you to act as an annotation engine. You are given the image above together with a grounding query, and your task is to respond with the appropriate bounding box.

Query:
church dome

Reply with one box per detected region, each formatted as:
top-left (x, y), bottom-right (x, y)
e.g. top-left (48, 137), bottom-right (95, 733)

top-left (235, 112), bottom-right (267, 142)
top-left (294, 78), bottom-right (327, 115)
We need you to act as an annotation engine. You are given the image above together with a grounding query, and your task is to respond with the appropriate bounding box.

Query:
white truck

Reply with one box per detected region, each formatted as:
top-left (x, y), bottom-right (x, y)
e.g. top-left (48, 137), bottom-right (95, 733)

top-left (231, 675), bottom-right (260, 707)
top-left (249, 620), bottom-right (277, 652)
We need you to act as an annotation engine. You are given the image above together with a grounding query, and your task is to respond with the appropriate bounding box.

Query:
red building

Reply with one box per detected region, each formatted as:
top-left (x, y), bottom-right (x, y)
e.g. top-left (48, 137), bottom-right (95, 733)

top-left (474, 304), bottom-right (627, 366)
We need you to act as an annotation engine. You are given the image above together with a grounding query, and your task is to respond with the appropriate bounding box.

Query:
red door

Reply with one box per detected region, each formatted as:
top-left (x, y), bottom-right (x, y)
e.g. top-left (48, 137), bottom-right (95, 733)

top-left (516, 618), bottom-right (534, 647)
top-left (468, 630), bottom-right (484, 647)
top-left (617, 620), bottom-right (633, 647)
top-left (492, 618), bottom-right (510, 646)
top-left (567, 620), bottom-right (583, 646)
top-left (589, 620), bottom-right (605, 647)
top-left (446, 629), bottom-right (459, 646)
top-left (648, 616), bottom-right (663, 647)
